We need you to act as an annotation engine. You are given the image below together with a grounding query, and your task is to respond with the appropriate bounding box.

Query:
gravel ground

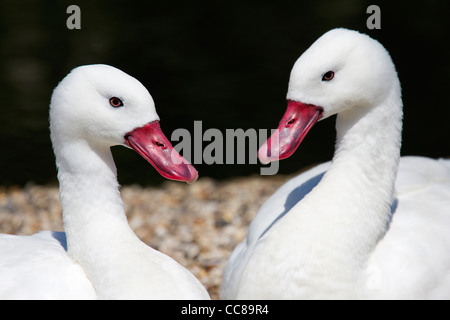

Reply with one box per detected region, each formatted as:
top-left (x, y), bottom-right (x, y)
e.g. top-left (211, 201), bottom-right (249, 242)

top-left (0, 173), bottom-right (295, 299)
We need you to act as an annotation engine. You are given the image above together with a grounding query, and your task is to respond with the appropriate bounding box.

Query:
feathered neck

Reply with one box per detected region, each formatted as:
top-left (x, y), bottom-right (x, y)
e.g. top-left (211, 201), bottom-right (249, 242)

top-left (53, 137), bottom-right (145, 298)
top-left (277, 82), bottom-right (403, 297)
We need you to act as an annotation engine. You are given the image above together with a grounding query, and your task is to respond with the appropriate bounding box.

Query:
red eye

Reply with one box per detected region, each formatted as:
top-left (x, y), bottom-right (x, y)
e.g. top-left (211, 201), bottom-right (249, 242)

top-left (109, 97), bottom-right (123, 107)
top-left (322, 71), bottom-right (335, 81)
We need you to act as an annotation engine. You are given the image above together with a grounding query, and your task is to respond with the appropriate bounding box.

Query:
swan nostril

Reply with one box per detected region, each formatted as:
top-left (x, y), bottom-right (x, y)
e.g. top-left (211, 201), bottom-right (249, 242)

top-left (153, 141), bottom-right (166, 149)
top-left (286, 118), bottom-right (296, 127)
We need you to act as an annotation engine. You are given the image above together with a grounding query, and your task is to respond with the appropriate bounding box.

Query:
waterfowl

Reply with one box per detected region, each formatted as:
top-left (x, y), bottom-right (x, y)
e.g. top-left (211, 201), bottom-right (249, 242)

top-left (0, 65), bottom-right (210, 300)
top-left (221, 29), bottom-right (450, 299)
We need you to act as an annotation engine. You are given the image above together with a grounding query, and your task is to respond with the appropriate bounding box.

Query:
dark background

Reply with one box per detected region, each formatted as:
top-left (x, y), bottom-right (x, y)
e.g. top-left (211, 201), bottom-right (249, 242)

top-left (0, 0), bottom-right (449, 186)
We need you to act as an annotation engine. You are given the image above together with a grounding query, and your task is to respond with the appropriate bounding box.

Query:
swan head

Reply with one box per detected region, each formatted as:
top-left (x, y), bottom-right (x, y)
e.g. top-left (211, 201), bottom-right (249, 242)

top-left (50, 64), bottom-right (198, 183)
top-left (258, 28), bottom-right (399, 163)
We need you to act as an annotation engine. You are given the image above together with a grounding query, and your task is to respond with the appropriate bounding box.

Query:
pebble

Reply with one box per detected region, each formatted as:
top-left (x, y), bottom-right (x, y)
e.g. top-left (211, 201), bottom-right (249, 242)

top-left (0, 173), bottom-right (293, 299)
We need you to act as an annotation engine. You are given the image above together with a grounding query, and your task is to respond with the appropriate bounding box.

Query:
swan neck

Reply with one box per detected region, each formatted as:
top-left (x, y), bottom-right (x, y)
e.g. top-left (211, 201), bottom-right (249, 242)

top-left (54, 139), bottom-right (144, 297)
top-left (333, 87), bottom-right (403, 191)
top-left (54, 140), bottom-right (127, 232)
top-left (278, 89), bottom-right (403, 296)
top-left (322, 87), bottom-right (403, 255)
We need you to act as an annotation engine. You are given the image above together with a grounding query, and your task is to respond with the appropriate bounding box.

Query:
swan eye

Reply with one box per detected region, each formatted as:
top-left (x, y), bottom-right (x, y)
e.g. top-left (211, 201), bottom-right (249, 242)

top-left (109, 97), bottom-right (124, 108)
top-left (322, 71), bottom-right (335, 81)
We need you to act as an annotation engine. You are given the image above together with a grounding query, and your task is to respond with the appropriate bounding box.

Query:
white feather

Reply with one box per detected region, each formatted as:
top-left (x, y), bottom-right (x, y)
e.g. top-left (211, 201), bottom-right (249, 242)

top-left (221, 29), bottom-right (450, 299)
top-left (0, 65), bottom-right (210, 300)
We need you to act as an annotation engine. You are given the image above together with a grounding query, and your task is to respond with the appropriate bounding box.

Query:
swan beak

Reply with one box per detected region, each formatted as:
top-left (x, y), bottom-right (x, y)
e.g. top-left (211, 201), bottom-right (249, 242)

top-left (124, 121), bottom-right (198, 184)
top-left (258, 100), bottom-right (323, 164)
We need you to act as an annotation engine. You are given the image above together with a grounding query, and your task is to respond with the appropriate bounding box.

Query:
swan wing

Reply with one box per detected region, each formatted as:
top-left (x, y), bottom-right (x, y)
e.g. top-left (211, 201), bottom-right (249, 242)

top-left (0, 231), bottom-right (95, 299)
top-left (367, 157), bottom-right (450, 299)
top-left (221, 161), bottom-right (330, 299)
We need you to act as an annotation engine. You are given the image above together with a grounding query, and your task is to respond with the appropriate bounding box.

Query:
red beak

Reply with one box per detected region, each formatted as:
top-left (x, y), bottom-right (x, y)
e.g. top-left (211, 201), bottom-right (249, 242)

top-left (258, 100), bottom-right (323, 164)
top-left (125, 121), bottom-right (198, 183)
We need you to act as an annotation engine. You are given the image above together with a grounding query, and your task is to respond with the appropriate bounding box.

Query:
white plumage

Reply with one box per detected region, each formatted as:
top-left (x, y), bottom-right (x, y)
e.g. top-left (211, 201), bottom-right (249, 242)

top-left (0, 65), bottom-right (210, 300)
top-left (221, 29), bottom-right (450, 299)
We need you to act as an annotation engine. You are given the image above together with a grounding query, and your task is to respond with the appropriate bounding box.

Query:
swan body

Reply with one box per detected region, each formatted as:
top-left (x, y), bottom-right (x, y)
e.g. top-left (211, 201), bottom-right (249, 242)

top-left (221, 29), bottom-right (450, 299)
top-left (0, 65), bottom-right (209, 300)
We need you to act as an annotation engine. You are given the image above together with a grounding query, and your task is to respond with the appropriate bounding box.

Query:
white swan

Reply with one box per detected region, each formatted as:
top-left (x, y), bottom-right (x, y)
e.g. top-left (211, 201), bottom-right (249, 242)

top-left (221, 29), bottom-right (450, 299)
top-left (0, 64), bottom-right (210, 300)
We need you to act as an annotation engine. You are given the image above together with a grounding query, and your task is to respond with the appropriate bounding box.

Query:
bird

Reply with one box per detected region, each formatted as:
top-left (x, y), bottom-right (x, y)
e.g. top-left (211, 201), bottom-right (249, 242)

top-left (0, 64), bottom-right (210, 300)
top-left (220, 28), bottom-right (450, 300)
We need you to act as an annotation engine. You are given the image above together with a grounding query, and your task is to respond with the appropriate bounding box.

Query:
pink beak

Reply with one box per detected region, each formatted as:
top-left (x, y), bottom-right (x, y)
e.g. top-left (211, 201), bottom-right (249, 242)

top-left (258, 100), bottom-right (323, 164)
top-left (125, 121), bottom-right (198, 184)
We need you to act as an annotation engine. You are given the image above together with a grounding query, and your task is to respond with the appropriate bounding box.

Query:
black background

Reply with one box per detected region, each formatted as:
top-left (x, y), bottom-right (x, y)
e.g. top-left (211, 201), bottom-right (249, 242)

top-left (0, 0), bottom-right (448, 186)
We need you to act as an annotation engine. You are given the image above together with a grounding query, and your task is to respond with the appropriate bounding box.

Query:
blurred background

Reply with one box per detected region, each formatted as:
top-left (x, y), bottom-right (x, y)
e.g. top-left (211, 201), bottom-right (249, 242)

top-left (0, 0), bottom-right (449, 186)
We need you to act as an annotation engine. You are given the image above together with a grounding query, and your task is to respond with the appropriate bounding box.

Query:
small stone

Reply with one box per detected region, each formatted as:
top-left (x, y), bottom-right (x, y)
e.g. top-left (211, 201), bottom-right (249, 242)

top-left (0, 173), bottom-right (293, 299)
